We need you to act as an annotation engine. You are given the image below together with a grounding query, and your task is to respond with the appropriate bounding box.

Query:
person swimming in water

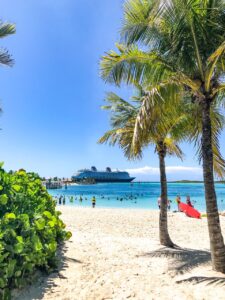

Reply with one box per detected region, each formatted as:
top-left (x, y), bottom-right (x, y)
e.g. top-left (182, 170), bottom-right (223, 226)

top-left (92, 196), bottom-right (96, 208)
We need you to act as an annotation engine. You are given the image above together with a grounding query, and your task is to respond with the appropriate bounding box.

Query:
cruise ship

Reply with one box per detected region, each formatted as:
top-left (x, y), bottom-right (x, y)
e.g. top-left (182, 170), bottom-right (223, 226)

top-left (72, 166), bottom-right (135, 183)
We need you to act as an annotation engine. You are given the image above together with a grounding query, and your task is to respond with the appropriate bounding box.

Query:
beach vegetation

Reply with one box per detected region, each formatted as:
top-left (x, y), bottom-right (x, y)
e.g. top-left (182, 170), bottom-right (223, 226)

top-left (0, 165), bottom-right (71, 299)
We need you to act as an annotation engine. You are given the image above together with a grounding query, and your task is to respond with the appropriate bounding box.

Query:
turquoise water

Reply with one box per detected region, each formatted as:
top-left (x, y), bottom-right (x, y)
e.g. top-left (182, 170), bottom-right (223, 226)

top-left (48, 182), bottom-right (225, 212)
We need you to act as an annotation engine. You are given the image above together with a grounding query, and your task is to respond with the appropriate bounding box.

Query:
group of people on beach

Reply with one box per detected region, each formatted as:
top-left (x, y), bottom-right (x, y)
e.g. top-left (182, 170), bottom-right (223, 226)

top-left (56, 193), bottom-right (196, 211)
top-left (157, 195), bottom-right (194, 211)
top-left (54, 192), bottom-right (143, 208)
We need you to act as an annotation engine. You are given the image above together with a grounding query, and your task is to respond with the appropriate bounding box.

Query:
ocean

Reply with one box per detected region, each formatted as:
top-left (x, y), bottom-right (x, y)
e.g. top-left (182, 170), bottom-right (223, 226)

top-left (48, 182), bottom-right (225, 212)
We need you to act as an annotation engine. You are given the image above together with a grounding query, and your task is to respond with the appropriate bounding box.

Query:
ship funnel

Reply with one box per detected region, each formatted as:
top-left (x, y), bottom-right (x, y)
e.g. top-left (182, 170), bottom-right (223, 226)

top-left (106, 167), bottom-right (111, 172)
top-left (91, 166), bottom-right (97, 172)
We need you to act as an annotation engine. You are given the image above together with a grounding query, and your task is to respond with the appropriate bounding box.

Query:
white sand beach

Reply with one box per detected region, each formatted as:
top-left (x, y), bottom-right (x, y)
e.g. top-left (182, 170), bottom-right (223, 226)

top-left (15, 207), bottom-right (225, 300)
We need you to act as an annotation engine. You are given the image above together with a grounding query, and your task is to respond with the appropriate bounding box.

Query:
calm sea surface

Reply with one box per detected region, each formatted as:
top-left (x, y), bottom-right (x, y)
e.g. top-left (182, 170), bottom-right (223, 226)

top-left (48, 182), bottom-right (225, 212)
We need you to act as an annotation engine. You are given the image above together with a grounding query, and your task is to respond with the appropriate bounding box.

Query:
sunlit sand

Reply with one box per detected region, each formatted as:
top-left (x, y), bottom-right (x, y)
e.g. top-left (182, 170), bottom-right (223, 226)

top-left (15, 207), bottom-right (225, 300)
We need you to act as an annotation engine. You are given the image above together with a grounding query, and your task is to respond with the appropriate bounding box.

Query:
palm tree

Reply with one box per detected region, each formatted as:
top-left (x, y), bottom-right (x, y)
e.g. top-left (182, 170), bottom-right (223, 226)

top-left (100, 0), bottom-right (225, 272)
top-left (0, 21), bottom-right (15, 66)
top-left (99, 90), bottom-right (187, 247)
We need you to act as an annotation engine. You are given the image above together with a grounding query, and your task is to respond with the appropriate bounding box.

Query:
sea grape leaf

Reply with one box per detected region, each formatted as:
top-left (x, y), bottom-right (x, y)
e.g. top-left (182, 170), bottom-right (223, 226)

top-left (14, 270), bottom-right (21, 277)
top-left (5, 213), bottom-right (16, 220)
top-left (32, 236), bottom-right (43, 251)
top-left (12, 185), bottom-right (21, 192)
top-left (0, 253), bottom-right (9, 263)
top-left (0, 277), bottom-right (7, 288)
top-left (43, 211), bottom-right (52, 219)
top-left (35, 218), bottom-right (45, 230)
top-left (17, 170), bottom-right (26, 176)
top-left (16, 236), bottom-right (23, 244)
top-left (48, 221), bottom-right (55, 228)
top-left (0, 194), bottom-right (8, 205)
top-left (14, 243), bottom-right (24, 254)
top-left (65, 231), bottom-right (72, 240)
top-left (48, 241), bottom-right (57, 252)
top-left (7, 259), bottom-right (16, 277)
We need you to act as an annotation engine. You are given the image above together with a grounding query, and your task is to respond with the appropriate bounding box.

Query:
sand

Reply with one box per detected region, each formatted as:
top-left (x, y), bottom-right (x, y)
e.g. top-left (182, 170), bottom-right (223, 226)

top-left (14, 207), bottom-right (225, 300)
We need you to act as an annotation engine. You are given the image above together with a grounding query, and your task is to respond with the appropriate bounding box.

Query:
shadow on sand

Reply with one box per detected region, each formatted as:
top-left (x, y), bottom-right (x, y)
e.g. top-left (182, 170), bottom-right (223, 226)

top-left (176, 276), bottom-right (225, 286)
top-left (13, 242), bottom-right (82, 300)
top-left (139, 246), bottom-right (225, 286)
top-left (139, 246), bottom-right (211, 274)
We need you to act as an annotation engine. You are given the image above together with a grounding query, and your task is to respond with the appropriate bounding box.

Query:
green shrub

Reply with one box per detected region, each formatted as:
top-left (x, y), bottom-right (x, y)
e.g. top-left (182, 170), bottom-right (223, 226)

top-left (0, 164), bottom-right (71, 299)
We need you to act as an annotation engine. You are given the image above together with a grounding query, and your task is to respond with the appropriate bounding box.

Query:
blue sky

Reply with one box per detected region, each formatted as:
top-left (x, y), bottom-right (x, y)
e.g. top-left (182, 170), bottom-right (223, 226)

top-left (0, 0), bottom-right (224, 181)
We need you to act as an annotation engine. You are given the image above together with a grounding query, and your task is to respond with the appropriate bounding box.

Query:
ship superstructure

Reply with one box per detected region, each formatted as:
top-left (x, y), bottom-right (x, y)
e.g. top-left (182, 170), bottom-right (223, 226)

top-left (72, 166), bottom-right (135, 183)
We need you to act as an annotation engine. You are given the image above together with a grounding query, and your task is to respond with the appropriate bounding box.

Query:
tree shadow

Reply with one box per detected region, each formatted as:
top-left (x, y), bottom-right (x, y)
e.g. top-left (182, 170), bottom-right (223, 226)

top-left (139, 246), bottom-right (211, 275)
top-left (177, 276), bottom-right (225, 286)
top-left (13, 244), bottom-right (82, 300)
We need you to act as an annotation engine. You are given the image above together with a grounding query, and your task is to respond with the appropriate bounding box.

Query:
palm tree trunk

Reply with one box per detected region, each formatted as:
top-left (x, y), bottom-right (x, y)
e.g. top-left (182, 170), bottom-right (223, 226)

top-left (158, 148), bottom-right (174, 247)
top-left (201, 98), bottom-right (225, 273)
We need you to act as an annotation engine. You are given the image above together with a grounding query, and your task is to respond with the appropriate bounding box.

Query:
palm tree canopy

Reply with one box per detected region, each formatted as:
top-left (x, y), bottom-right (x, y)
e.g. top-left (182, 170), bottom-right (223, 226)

top-left (99, 88), bottom-right (225, 178)
top-left (99, 89), bottom-right (187, 160)
top-left (100, 0), bottom-right (225, 178)
top-left (101, 0), bottom-right (225, 97)
top-left (122, 0), bottom-right (225, 83)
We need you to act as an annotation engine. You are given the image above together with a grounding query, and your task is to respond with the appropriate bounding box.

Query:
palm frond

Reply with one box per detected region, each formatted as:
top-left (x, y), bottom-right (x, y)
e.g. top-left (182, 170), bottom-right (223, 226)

top-left (100, 44), bottom-right (175, 86)
top-left (0, 22), bottom-right (16, 39)
top-left (0, 49), bottom-right (14, 67)
top-left (190, 102), bottom-right (225, 179)
top-left (205, 41), bottom-right (225, 92)
top-left (121, 0), bottom-right (161, 46)
top-left (164, 137), bottom-right (184, 160)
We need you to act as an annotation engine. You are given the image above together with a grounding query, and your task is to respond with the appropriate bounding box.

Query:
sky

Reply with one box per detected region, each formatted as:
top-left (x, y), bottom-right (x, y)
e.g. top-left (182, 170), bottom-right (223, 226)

top-left (0, 0), bottom-right (224, 181)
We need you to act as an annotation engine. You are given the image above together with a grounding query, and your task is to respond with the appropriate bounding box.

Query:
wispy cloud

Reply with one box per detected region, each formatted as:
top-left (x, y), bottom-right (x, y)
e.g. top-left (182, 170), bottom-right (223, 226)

top-left (125, 166), bottom-right (202, 175)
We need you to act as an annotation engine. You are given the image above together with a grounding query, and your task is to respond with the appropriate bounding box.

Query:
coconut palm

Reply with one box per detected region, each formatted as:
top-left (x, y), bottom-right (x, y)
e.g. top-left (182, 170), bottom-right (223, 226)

top-left (99, 90), bottom-right (188, 247)
top-left (99, 90), bottom-right (225, 248)
top-left (100, 0), bottom-right (225, 273)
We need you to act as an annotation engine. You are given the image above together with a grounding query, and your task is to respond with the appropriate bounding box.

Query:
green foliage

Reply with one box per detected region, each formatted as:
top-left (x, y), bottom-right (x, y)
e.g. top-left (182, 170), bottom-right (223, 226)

top-left (100, 0), bottom-right (225, 179)
top-left (0, 166), bottom-right (71, 299)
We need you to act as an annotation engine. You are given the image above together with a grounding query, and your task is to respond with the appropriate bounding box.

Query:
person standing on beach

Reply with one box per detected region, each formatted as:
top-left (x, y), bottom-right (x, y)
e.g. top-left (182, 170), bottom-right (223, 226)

top-left (176, 195), bottom-right (181, 211)
top-left (186, 195), bottom-right (193, 207)
top-left (167, 199), bottom-right (171, 211)
top-left (157, 196), bottom-right (161, 209)
top-left (63, 196), bottom-right (66, 205)
top-left (92, 196), bottom-right (96, 208)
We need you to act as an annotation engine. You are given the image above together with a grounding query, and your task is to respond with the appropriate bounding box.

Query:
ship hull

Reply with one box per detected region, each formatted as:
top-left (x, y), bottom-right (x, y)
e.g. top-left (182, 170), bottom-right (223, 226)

top-left (74, 178), bottom-right (135, 183)
top-left (94, 178), bottom-right (135, 183)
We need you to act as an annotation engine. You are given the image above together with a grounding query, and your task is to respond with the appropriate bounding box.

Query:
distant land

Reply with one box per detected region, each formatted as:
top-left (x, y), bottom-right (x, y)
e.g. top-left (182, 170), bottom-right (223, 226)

top-left (170, 180), bottom-right (225, 184)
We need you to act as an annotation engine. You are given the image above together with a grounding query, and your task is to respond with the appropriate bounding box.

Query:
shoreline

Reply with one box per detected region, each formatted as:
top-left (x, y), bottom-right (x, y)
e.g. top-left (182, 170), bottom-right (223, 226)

top-left (56, 204), bottom-right (208, 214)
